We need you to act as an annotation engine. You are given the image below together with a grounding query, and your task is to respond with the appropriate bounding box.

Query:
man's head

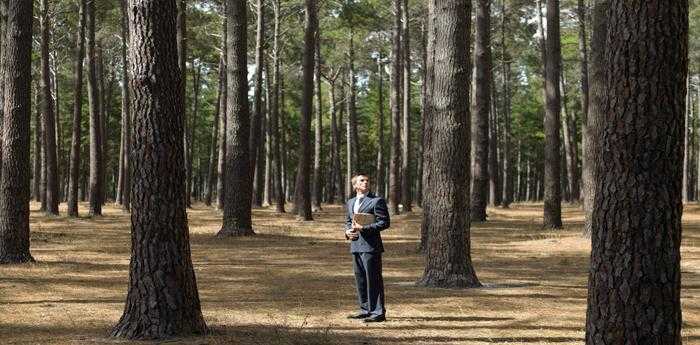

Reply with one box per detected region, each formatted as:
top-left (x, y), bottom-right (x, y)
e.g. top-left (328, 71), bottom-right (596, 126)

top-left (351, 173), bottom-right (370, 195)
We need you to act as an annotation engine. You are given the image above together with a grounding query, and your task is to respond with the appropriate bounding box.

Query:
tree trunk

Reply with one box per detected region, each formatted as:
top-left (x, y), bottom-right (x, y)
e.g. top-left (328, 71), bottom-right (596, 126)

top-left (312, 30), bottom-right (322, 211)
top-left (585, 1), bottom-right (687, 342)
top-left (376, 57), bottom-right (385, 199)
top-left (684, 75), bottom-right (690, 203)
top-left (401, 0), bottom-right (412, 212)
top-left (577, 0), bottom-right (590, 206)
top-left (271, 0), bottom-right (284, 213)
top-left (560, 72), bottom-right (575, 202)
top-left (0, 0), bottom-right (33, 264)
top-left (216, 13), bottom-right (227, 210)
top-left (344, 80), bottom-right (352, 200)
top-left (0, 0), bottom-right (6, 170)
top-left (500, 0), bottom-right (513, 208)
top-left (117, 0), bottom-right (130, 211)
top-left (205, 52), bottom-right (225, 207)
top-left (249, 0), bottom-right (265, 209)
top-left (86, 0), bottom-right (102, 216)
top-left (33, 81), bottom-right (41, 203)
top-left (187, 63), bottom-right (201, 207)
top-left (176, 0), bottom-right (189, 208)
top-left (254, 94), bottom-right (266, 206)
top-left (39, 0), bottom-right (58, 215)
top-left (111, 0), bottom-right (207, 338)
top-left (542, 0), bottom-right (562, 229)
top-left (218, 0), bottom-right (254, 236)
top-left (389, 0), bottom-right (402, 214)
top-left (470, 0), bottom-right (491, 221)
top-left (488, 83), bottom-right (499, 206)
top-left (418, 0), bottom-right (480, 288)
top-left (582, 0), bottom-right (606, 237)
top-left (293, 0), bottom-right (316, 221)
top-left (263, 63), bottom-right (272, 207)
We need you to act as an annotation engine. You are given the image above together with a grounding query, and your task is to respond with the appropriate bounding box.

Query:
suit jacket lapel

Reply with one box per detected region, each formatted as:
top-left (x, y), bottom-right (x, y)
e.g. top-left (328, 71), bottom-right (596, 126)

top-left (348, 197), bottom-right (357, 215)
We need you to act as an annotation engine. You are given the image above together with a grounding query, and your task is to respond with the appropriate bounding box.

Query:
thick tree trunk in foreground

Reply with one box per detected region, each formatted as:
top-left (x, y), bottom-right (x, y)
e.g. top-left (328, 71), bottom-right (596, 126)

top-left (585, 1), bottom-right (687, 342)
top-left (218, 0), bottom-right (254, 236)
top-left (582, 0), bottom-right (606, 238)
top-left (0, 0), bottom-right (33, 264)
top-left (418, 0), bottom-right (480, 288)
top-left (111, 0), bottom-right (207, 338)
top-left (470, 0), bottom-right (491, 221)
top-left (543, 0), bottom-right (562, 229)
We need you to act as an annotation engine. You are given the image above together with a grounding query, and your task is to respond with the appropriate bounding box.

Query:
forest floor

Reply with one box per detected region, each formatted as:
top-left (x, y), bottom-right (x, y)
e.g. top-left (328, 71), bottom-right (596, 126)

top-left (1, 202), bottom-right (700, 345)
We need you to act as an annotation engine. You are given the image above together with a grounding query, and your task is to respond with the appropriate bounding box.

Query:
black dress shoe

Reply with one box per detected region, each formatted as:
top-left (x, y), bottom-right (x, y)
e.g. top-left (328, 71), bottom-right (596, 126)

top-left (347, 313), bottom-right (370, 319)
top-left (363, 315), bottom-right (386, 323)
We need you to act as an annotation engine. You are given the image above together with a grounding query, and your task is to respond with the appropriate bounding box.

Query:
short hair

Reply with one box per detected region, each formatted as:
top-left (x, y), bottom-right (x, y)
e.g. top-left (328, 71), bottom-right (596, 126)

top-left (351, 172), bottom-right (369, 186)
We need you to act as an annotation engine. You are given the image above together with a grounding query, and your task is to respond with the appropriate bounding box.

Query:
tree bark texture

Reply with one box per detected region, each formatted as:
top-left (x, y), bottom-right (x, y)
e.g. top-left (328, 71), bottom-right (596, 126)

top-left (376, 58), bottom-right (385, 199)
top-left (585, 1), bottom-right (687, 343)
top-left (582, 0), bottom-right (606, 238)
top-left (293, 0), bottom-right (316, 220)
top-left (0, 0), bottom-right (33, 264)
top-left (111, 0), bottom-right (207, 338)
top-left (68, 0), bottom-right (87, 217)
top-left (216, 13), bottom-right (227, 210)
top-left (418, 0), bottom-right (480, 288)
top-left (86, 0), bottom-right (102, 216)
top-left (218, 0), bottom-right (254, 236)
top-left (39, 0), bottom-right (58, 215)
top-left (543, 0), bottom-right (562, 229)
top-left (470, 0), bottom-right (490, 221)
top-left (312, 30), bottom-right (322, 211)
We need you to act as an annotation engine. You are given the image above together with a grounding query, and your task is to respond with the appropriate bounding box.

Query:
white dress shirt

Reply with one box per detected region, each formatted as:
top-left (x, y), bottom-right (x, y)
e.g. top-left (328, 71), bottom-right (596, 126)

top-left (353, 193), bottom-right (366, 214)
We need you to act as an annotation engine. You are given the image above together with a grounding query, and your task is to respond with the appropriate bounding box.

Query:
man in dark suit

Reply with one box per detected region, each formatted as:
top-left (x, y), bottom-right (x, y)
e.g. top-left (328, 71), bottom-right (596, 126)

top-left (344, 173), bottom-right (390, 323)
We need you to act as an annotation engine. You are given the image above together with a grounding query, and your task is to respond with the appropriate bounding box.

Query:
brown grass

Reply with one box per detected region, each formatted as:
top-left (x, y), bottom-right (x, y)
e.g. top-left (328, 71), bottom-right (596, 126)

top-left (1, 201), bottom-right (699, 344)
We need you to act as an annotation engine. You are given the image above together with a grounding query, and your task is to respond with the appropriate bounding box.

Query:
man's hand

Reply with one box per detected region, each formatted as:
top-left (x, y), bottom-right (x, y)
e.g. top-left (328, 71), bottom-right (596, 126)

top-left (352, 221), bottom-right (364, 232)
top-left (345, 228), bottom-right (359, 240)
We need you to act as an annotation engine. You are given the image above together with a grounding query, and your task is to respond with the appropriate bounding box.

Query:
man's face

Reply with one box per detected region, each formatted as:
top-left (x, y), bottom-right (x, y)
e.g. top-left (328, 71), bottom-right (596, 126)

top-left (354, 176), bottom-right (370, 194)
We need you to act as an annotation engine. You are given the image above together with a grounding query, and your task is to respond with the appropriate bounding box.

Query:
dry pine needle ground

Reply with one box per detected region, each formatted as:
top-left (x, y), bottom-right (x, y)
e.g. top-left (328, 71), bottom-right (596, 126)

top-left (0, 202), bottom-right (699, 345)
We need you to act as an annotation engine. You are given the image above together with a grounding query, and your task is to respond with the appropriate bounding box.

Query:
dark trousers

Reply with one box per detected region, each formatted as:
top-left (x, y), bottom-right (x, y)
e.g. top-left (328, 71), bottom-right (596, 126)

top-left (352, 252), bottom-right (385, 316)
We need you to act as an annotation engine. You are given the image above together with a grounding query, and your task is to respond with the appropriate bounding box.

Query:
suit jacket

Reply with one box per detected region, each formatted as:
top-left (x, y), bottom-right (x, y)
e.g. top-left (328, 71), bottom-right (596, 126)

top-left (345, 192), bottom-right (390, 253)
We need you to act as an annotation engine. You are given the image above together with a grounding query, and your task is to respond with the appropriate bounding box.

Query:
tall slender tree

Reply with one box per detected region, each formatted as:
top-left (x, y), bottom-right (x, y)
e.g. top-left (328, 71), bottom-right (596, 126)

top-left (250, 0), bottom-right (265, 207)
top-left (500, 0), bottom-right (513, 208)
top-left (216, 13), bottom-right (227, 209)
top-left (205, 52), bottom-right (225, 207)
top-left (218, 0), bottom-right (254, 236)
top-left (111, 0), bottom-right (207, 338)
top-left (470, 0), bottom-right (491, 221)
top-left (542, 0), bottom-right (562, 229)
top-left (389, 0), bottom-right (402, 214)
top-left (39, 0), bottom-right (58, 215)
top-left (585, 1), bottom-right (687, 342)
top-left (401, 0), bottom-right (412, 212)
top-left (115, 0), bottom-right (131, 210)
top-left (86, 0), bottom-right (102, 216)
top-left (67, 0), bottom-right (86, 217)
top-left (418, 0), bottom-right (480, 288)
top-left (271, 0), bottom-right (284, 213)
top-left (177, 0), bottom-right (190, 207)
top-left (312, 30), bottom-right (322, 211)
top-left (294, 0), bottom-right (316, 220)
top-left (376, 56), bottom-right (385, 199)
